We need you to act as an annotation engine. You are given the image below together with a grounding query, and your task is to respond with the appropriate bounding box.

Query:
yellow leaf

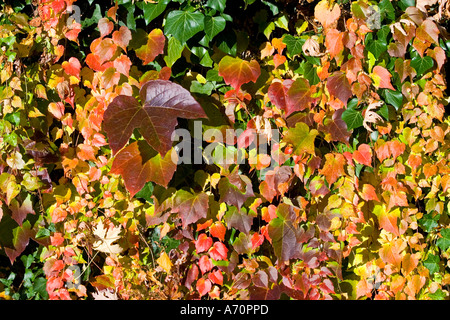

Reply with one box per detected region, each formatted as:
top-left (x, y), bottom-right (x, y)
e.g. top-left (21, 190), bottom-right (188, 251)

top-left (157, 251), bottom-right (173, 273)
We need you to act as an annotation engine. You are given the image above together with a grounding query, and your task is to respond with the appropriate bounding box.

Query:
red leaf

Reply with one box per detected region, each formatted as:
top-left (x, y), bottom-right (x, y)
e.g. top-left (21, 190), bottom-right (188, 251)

top-left (62, 57), bottom-right (81, 79)
top-left (98, 18), bottom-right (114, 38)
top-left (268, 80), bottom-right (292, 112)
top-left (209, 242), bottom-right (228, 261)
top-left (218, 56), bottom-right (261, 90)
top-left (326, 71), bottom-right (352, 105)
top-left (109, 141), bottom-right (177, 197)
top-left (196, 278), bottom-right (212, 297)
top-left (136, 29), bottom-right (165, 65)
top-left (208, 270), bottom-right (223, 286)
top-left (185, 264), bottom-right (199, 290)
top-left (353, 144), bottom-right (372, 166)
top-left (209, 222), bottom-right (226, 241)
top-left (103, 80), bottom-right (207, 156)
top-left (198, 255), bottom-right (214, 274)
top-left (251, 232), bottom-right (264, 250)
top-left (195, 234), bottom-right (213, 253)
top-left (112, 26), bottom-right (132, 51)
top-left (285, 78), bottom-right (312, 117)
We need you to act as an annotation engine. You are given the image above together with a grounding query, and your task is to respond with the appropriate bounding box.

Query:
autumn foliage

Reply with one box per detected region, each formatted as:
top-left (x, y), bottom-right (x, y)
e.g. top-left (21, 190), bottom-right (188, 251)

top-left (0, 0), bottom-right (450, 300)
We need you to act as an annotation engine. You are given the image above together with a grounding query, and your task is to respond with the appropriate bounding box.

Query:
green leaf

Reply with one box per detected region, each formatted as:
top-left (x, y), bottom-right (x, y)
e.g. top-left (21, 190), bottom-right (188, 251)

top-left (378, 0), bottom-right (395, 21)
top-left (428, 289), bottom-right (446, 300)
top-left (82, 4), bottom-right (102, 28)
top-left (33, 277), bottom-right (49, 299)
top-left (190, 81), bottom-right (215, 95)
top-left (164, 36), bottom-right (184, 68)
top-left (205, 0), bottom-right (227, 12)
top-left (283, 122), bottom-right (318, 156)
top-left (419, 213), bottom-right (440, 233)
top-left (382, 89), bottom-right (403, 110)
top-left (164, 10), bottom-right (205, 45)
top-left (282, 34), bottom-right (305, 57)
top-left (423, 253), bottom-right (440, 275)
top-left (204, 15), bottom-right (226, 41)
top-left (411, 55), bottom-right (434, 76)
top-left (437, 229), bottom-right (450, 251)
top-left (342, 103), bottom-right (364, 130)
top-left (134, 181), bottom-right (154, 202)
top-left (366, 40), bottom-right (387, 59)
top-left (138, 0), bottom-right (169, 25)
top-left (216, 30), bottom-right (237, 56)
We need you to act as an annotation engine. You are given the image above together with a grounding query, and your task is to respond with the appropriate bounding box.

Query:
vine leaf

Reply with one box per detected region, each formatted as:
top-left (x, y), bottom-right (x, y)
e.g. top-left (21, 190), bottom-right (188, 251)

top-left (218, 56), bottom-right (261, 90)
top-left (319, 153), bottom-right (345, 185)
top-left (170, 190), bottom-right (209, 228)
top-left (103, 79), bottom-right (207, 156)
top-left (314, 0), bottom-right (341, 29)
top-left (326, 71), bottom-right (352, 105)
top-left (109, 141), bottom-right (177, 197)
top-left (353, 144), bottom-right (372, 167)
top-left (93, 220), bottom-right (123, 254)
top-left (371, 66), bottom-right (395, 90)
top-left (135, 28), bottom-right (165, 65)
top-left (268, 206), bottom-right (299, 262)
top-left (164, 10), bottom-right (204, 45)
top-left (283, 122), bottom-right (318, 156)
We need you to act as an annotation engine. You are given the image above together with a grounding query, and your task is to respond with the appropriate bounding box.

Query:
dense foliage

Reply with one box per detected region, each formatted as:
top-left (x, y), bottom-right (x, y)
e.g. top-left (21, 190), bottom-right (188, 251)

top-left (1, 0), bottom-right (450, 300)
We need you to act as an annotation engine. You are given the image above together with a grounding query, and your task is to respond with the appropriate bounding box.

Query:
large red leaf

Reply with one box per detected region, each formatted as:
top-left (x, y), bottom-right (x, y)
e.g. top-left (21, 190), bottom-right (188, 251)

top-left (103, 80), bottom-right (207, 156)
top-left (109, 141), bottom-right (177, 197)
top-left (218, 56), bottom-right (261, 90)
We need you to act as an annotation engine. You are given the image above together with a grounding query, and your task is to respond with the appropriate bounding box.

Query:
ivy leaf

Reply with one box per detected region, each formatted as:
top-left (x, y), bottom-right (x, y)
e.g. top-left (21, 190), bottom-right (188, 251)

top-left (283, 122), bottom-right (318, 156)
top-left (103, 79), bottom-right (207, 156)
top-left (436, 229), bottom-right (450, 252)
top-left (326, 71), bottom-right (352, 105)
top-left (374, 205), bottom-right (400, 236)
top-left (218, 175), bottom-right (254, 210)
top-left (4, 220), bottom-right (34, 264)
top-left (138, 0), bottom-right (169, 25)
top-left (135, 29), bottom-right (165, 65)
top-left (285, 78), bottom-right (312, 117)
top-left (419, 213), bottom-right (440, 233)
top-left (318, 109), bottom-right (351, 145)
top-left (353, 144), bottom-right (372, 167)
top-left (382, 89), bottom-right (403, 110)
top-left (410, 55), bottom-right (434, 76)
top-left (423, 254), bottom-right (440, 275)
top-left (164, 10), bottom-right (205, 45)
top-left (204, 15), bottom-right (226, 41)
top-left (325, 29), bottom-right (344, 59)
top-left (218, 56), bottom-right (261, 90)
top-left (282, 34), bottom-right (305, 56)
top-left (342, 102), bottom-right (364, 130)
top-left (109, 141), bottom-right (177, 197)
top-left (366, 40), bottom-right (387, 59)
top-left (164, 36), bottom-right (184, 68)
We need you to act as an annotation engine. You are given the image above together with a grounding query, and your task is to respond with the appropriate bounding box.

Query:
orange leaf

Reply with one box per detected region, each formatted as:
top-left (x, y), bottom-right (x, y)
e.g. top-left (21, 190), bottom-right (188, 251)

top-left (320, 153), bottom-right (345, 185)
top-left (371, 66), bottom-right (395, 90)
top-left (113, 54), bottom-right (132, 77)
top-left (62, 57), bottom-right (82, 79)
top-left (112, 26), bottom-right (132, 52)
top-left (260, 42), bottom-right (274, 59)
top-left (196, 278), bottom-right (212, 297)
top-left (360, 184), bottom-right (379, 202)
top-left (325, 29), bottom-right (344, 59)
top-left (209, 222), bottom-right (226, 241)
top-left (314, 0), bottom-right (341, 29)
top-left (402, 253), bottom-right (419, 276)
top-left (92, 38), bottom-right (117, 64)
top-left (273, 53), bottom-right (286, 69)
top-left (353, 143), bottom-right (372, 167)
top-left (379, 238), bottom-right (405, 269)
top-left (218, 56), bottom-right (261, 90)
top-left (135, 29), bottom-right (165, 65)
top-left (195, 234), bottom-right (213, 253)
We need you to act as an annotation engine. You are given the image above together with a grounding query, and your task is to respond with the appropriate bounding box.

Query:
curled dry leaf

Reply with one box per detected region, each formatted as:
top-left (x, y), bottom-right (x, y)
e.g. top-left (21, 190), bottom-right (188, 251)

top-left (363, 101), bottom-right (384, 132)
top-left (302, 37), bottom-right (323, 57)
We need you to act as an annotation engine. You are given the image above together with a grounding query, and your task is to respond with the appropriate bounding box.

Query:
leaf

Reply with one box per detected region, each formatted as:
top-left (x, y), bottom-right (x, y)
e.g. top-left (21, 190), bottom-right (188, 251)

top-left (209, 222), bottom-right (226, 241)
top-left (423, 254), bottom-right (440, 275)
top-left (204, 15), bottom-right (226, 41)
top-left (171, 190), bottom-right (209, 228)
top-left (318, 109), bottom-right (351, 145)
top-left (282, 34), bottom-right (305, 56)
top-left (342, 102), bottom-right (364, 130)
top-left (199, 255), bottom-right (214, 274)
top-left (195, 233), bottom-right (213, 253)
top-left (283, 122), bottom-right (318, 156)
top-left (98, 18), bottom-right (114, 38)
top-left (218, 174), bottom-right (254, 210)
top-left (224, 206), bottom-right (254, 234)
top-left (360, 184), bottom-right (380, 202)
top-left (139, 0), bottom-right (169, 25)
top-left (410, 55), bottom-right (434, 76)
top-left (209, 241), bottom-right (228, 261)
top-left (419, 213), bottom-right (440, 232)
top-left (109, 141), bottom-right (177, 197)
top-left (416, 19), bottom-right (439, 44)
top-left (383, 89), bottom-right (403, 110)
top-left (93, 220), bottom-right (123, 254)
top-left (156, 251), bottom-right (173, 273)
top-left (62, 57), bottom-right (81, 79)
top-left (103, 80), bottom-right (207, 156)
top-left (92, 38), bottom-right (117, 64)
top-left (112, 26), bottom-right (132, 51)
top-left (366, 40), bottom-right (387, 59)
top-left (379, 238), bottom-right (405, 269)
top-left (320, 153), bottom-right (345, 185)
top-left (10, 195), bottom-right (34, 226)
top-left (164, 10), bottom-right (204, 45)
top-left (208, 269), bottom-right (223, 286)
top-left (437, 229), bottom-right (450, 252)
top-left (164, 36), bottom-right (184, 68)
top-left (268, 215), bottom-right (298, 262)
top-left (196, 278), bottom-right (212, 297)
top-left (218, 56), bottom-right (261, 90)
top-left (325, 29), bottom-right (344, 59)
top-left (285, 78), bottom-right (312, 117)
top-left (135, 29), bottom-right (165, 65)
top-left (374, 205), bottom-right (400, 236)
top-left (326, 71), bottom-right (352, 105)
top-left (371, 66), bottom-right (395, 90)
top-left (314, 0), bottom-right (341, 29)
top-left (4, 220), bottom-right (34, 264)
